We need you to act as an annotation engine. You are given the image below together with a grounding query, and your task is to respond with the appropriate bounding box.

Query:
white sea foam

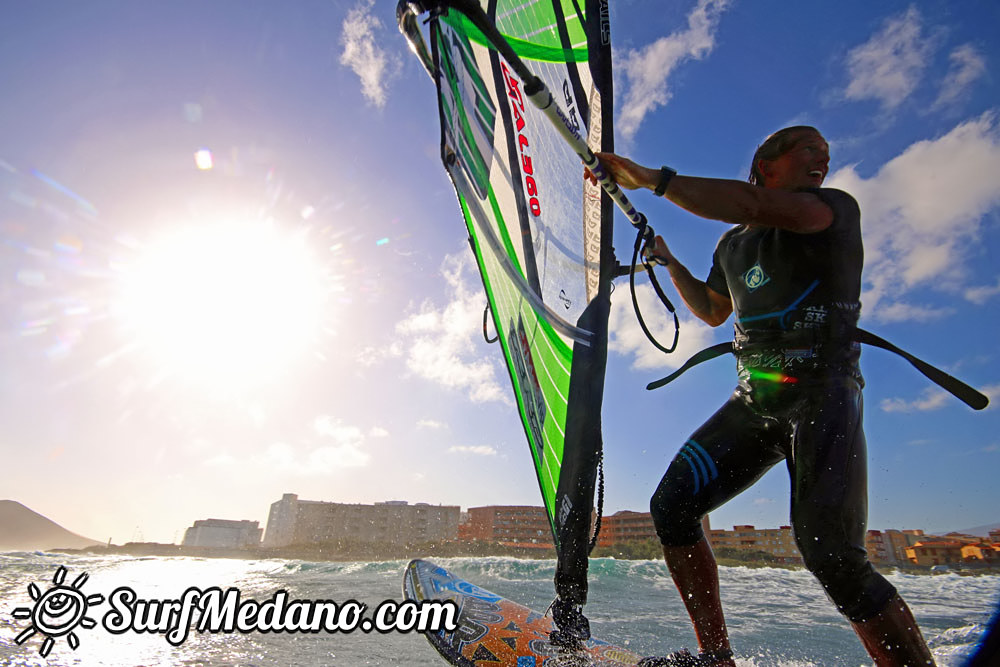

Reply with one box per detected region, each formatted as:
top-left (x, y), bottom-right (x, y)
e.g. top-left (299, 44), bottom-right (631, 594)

top-left (1, 552), bottom-right (995, 666)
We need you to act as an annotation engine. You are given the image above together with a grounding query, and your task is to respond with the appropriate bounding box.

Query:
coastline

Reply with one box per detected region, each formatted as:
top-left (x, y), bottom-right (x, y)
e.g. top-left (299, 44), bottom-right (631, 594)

top-left (41, 540), bottom-right (999, 577)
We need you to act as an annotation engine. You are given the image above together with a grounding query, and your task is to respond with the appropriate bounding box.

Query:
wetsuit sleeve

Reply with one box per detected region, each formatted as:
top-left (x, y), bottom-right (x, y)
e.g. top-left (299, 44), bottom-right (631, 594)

top-left (808, 188), bottom-right (861, 237)
top-left (802, 187), bottom-right (864, 307)
top-left (705, 235), bottom-right (730, 297)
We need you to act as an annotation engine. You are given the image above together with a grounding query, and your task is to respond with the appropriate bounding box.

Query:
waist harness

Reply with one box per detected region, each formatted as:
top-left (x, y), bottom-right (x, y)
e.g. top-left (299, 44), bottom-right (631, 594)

top-left (646, 326), bottom-right (988, 410)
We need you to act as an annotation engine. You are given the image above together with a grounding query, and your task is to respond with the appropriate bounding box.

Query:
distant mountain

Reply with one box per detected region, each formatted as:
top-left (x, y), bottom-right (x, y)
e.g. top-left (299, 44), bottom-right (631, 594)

top-left (0, 500), bottom-right (102, 551)
top-left (953, 522), bottom-right (1000, 538)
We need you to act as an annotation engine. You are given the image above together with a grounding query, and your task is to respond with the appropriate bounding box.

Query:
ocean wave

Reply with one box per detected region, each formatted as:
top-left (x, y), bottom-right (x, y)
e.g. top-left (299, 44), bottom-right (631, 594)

top-left (3, 553), bottom-right (995, 666)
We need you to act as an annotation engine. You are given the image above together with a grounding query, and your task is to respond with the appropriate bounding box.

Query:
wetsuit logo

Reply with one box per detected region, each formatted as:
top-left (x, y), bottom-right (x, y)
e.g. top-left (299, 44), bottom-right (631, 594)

top-left (743, 263), bottom-right (770, 292)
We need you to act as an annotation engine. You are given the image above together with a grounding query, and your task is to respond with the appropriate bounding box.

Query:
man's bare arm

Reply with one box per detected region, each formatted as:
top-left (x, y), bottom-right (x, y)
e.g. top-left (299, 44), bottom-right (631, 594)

top-left (588, 153), bottom-right (832, 233)
top-left (665, 175), bottom-right (831, 233)
top-left (646, 236), bottom-right (732, 327)
top-left (666, 261), bottom-right (732, 327)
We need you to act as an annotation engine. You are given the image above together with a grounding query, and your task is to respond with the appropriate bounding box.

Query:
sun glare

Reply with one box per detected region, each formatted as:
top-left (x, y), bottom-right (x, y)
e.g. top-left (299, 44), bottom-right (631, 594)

top-left (114, 219), bottom-right (327, 392)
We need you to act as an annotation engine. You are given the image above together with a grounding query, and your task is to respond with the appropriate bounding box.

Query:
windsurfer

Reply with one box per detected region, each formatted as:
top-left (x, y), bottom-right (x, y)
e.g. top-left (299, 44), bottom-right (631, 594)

top-left (586, 126), bottom-right (936, 667)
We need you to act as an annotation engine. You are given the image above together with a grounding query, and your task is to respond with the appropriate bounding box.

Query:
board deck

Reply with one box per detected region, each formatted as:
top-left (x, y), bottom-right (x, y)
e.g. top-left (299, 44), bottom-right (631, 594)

top-left (403, 559), bottom-right (644, 667)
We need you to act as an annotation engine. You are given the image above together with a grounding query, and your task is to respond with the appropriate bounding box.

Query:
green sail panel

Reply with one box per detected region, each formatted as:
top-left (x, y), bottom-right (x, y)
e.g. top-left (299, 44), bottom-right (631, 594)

top-left (420, 0), bottom-right (614, 605)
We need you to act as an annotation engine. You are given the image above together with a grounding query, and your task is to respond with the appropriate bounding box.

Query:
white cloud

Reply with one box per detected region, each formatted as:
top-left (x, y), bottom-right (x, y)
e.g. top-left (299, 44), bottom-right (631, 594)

top-left (356, 341), bottom-right (403, 367)
top-left (393, 253), bottom-right (509, 404)
top-left (964, 277), bottom-right (1000, 305)
top-left (232, 416), bottom-right (376, 475)
top-left (866, 301), bottom-right (952, 325)
top-left (339, 0), bottom-right (400, 108)
top-left (880, 383), bottom-right (999, 413)
top-left (448, 445), bottom-right (497, 456)
top-left (933, 44), bottom-right (987, 110)
top-left (203, 452), bottom-right (237, 468)
top-left (417, 419), bottom-right (447, 430)
top-left (880, 387), bottom-right (951, 413)
top-left (608, 282), bottom-right (721, 371)
top-left (983, 384), bottom-right (1000, 410)
top-left (305, 443), bottom-right (369, 471)
top-left (205, 433), bottom-right (370, 477)
top-left (616, 0), bottom-right (730, 141)
top-left (304, 416), bottom-right (373, 470)
top-left (843, 6), bottom-right (932, 111)
top-left (825, 111), bottom-right (1000, 322)
top-left (314, 415), bottom-right (363, 442)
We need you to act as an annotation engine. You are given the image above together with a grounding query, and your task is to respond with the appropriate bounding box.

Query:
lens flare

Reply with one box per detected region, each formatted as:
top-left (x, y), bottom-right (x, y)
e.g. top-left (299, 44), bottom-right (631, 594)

top-left (747, 368), bottom-right (799, 384)
top-left (194, 149), bottom-right (214, 170)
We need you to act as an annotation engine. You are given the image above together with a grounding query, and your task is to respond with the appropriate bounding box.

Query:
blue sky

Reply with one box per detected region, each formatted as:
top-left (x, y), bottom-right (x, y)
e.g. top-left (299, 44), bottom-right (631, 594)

top-left (1, 0), bottom-right (998, 546)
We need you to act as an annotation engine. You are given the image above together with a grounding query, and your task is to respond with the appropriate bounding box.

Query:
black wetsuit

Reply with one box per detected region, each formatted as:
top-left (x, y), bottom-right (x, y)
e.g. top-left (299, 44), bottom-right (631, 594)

top-left (649, 188), bottom-right (898, 622)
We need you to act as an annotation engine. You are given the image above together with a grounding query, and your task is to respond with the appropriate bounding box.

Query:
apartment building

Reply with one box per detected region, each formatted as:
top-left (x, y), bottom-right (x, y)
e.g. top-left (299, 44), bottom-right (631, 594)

top-left (961, 542), bottom-right (999, 564)
top-left (905, 540), bottom-right (965, 567)
top-left (596, 511), bottom-right (658, 547)
top-left (455, 504), bottom-right (999, 568)
top-left (461, 505), bottom-right (550, 545)
top-left (462, 506), bottom-right (807, 562)
top-left (462, 506), bottom-right (665, 548)
top-left (865, 530), bottom-right (893, 563)
top-left (262, 494), bottom-right (460, 548)
top-left (865, 529), bottom-right (926, 564)
top-left (707, 524), bottom-right (802, 563)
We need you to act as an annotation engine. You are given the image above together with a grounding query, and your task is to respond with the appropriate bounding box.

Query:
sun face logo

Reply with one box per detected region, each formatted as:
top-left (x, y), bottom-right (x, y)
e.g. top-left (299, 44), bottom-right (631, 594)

top-left (12, 566), bottom-right (104, 657)
top-left (743, 263), bottom-right (770, 292)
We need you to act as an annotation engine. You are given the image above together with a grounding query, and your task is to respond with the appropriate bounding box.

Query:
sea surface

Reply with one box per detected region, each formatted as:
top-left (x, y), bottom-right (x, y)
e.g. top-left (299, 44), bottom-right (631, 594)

top-left (0, 551), bottom-right (996, 666)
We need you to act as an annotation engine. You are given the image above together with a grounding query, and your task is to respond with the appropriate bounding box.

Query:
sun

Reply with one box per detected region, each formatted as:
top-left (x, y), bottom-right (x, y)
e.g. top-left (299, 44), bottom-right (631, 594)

top-left (112, 218), bottom-right (328, 393)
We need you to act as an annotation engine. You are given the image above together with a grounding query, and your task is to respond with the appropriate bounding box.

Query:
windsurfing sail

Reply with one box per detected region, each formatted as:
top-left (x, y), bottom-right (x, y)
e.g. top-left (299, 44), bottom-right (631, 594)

top-left (398, 0), bottom-right (615, 610)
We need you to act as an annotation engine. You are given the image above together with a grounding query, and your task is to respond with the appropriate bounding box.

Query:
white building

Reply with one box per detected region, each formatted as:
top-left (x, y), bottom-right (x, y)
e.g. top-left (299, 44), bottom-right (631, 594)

top-left (182, 519), bottom-right (262, 548)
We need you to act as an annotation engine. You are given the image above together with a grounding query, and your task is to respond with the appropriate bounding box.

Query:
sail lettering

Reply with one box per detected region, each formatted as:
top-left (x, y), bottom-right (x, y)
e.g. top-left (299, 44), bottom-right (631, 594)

top-left (501, 62), bottom-right (541, 216)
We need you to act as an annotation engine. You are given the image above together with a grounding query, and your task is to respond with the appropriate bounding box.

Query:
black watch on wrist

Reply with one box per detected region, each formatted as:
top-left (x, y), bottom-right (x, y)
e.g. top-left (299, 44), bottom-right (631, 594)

top-left (654, 166), bottom-right (676, 196)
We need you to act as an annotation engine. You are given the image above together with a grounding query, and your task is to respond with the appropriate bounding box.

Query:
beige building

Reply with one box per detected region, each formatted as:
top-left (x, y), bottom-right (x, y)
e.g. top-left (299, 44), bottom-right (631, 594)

top-left (597, 510), bottom-right (658, 547)
top-left (961, 543), bottom-right (999, 564)
top-left (865, 529), bottom-right (926, 564)
top-left (865, 530), bottom-right (895, 564)
top-left (262, 494), bottom-right (460, 548)
top-left (707, 524), bottom-right (802, 563)
top-left (182, 519), bottom-right (262, 548)
top-left (905, 540), bottom-right (965, 567)
top-left (866, 529), bottom-right (1000, 568)
top-left (461, 505), bottom-right (551, 545)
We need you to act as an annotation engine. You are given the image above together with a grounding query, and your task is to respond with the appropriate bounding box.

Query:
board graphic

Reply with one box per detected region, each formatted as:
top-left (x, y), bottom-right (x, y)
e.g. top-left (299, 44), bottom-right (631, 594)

top-left (403, 559), bottom-right (644, 667)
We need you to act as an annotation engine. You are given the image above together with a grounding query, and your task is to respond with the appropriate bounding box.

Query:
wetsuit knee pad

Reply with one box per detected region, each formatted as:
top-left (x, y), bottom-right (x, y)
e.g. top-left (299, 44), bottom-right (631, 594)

top-left (797, 534), bottom-right (897, 621)
top-left (649, 483), bottom-right (704, 547)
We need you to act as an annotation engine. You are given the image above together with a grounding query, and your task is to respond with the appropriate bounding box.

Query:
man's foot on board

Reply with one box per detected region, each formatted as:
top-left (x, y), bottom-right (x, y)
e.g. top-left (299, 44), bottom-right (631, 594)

top-left (548, 598), bottom-right (591, 646)
top-left (637, 648), bottom-right (735, 666)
